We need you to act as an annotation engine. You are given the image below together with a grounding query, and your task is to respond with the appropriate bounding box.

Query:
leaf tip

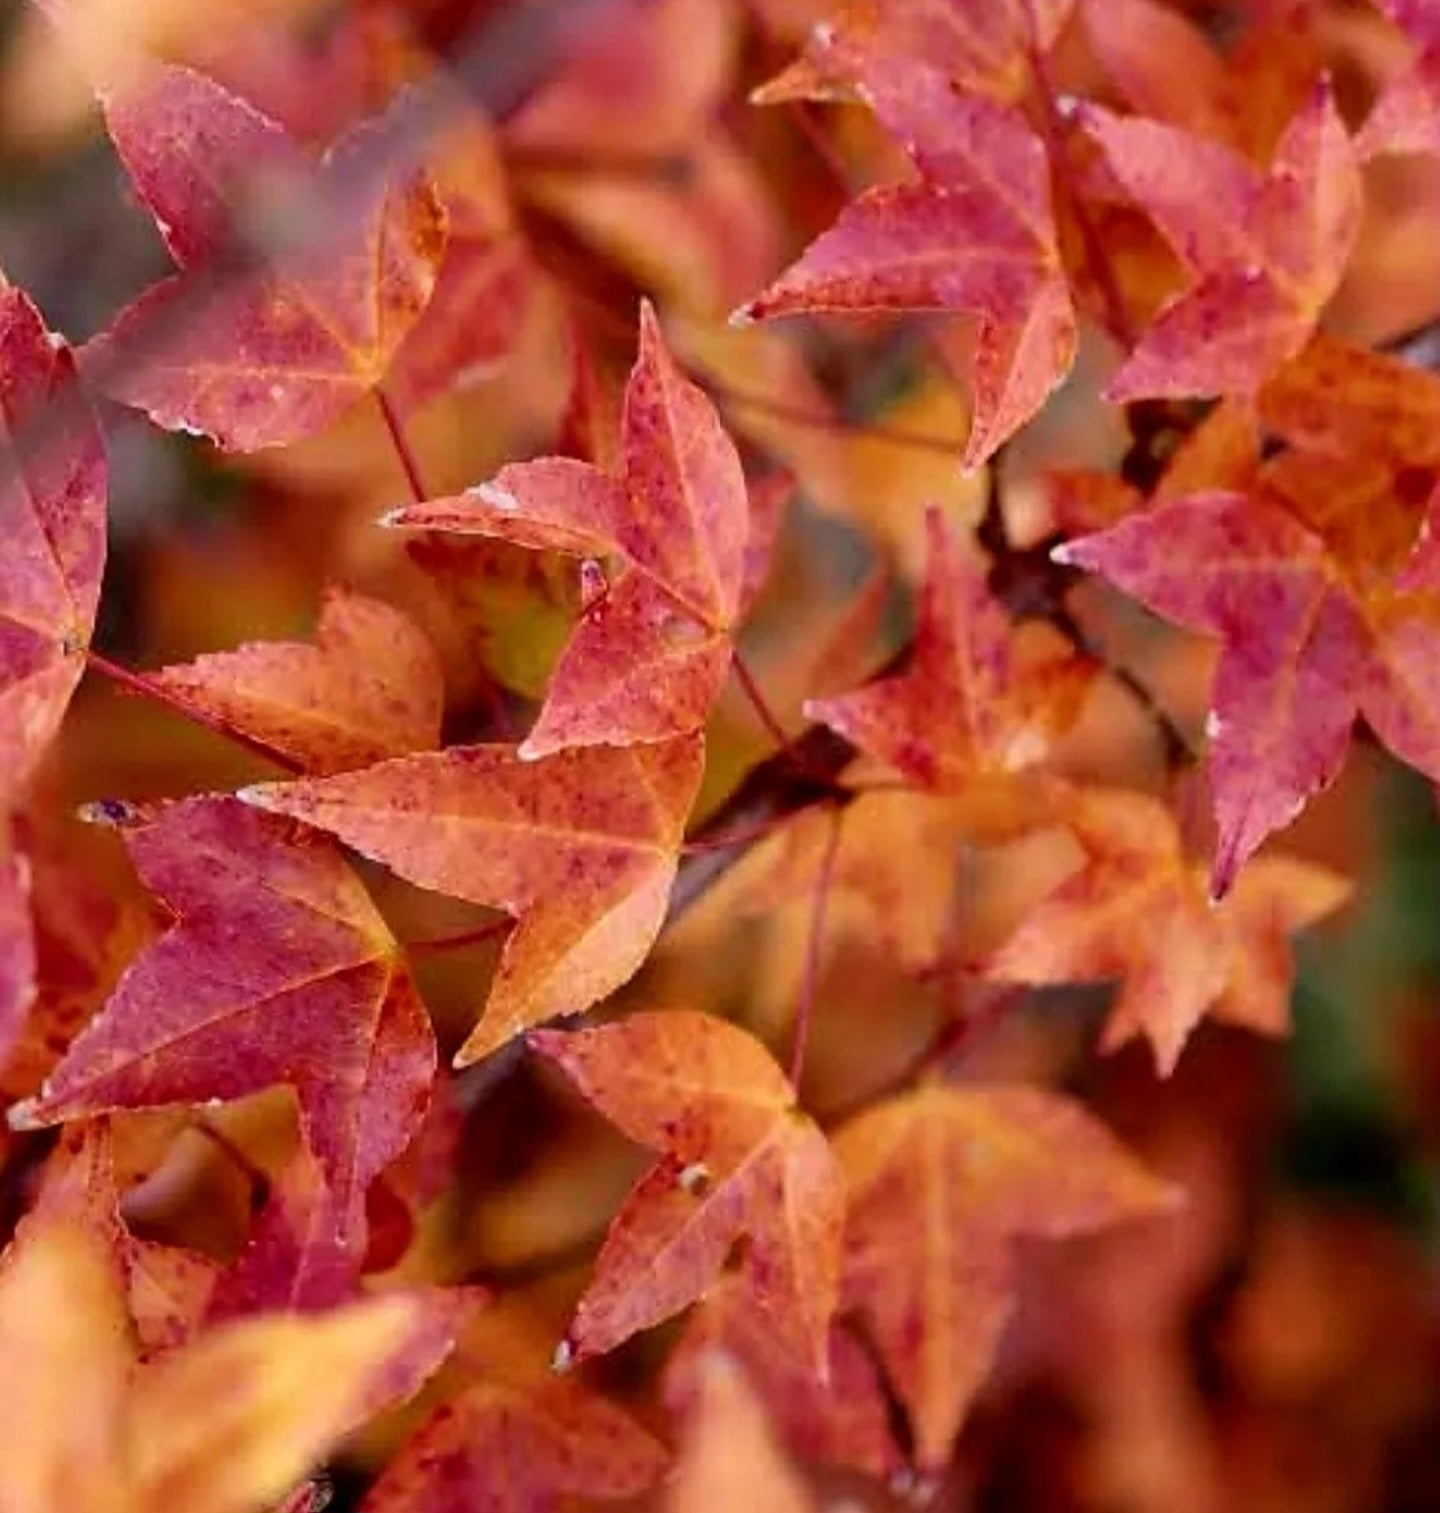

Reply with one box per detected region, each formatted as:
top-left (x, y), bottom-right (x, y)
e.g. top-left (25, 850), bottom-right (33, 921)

top-left (377, 505), bottom-right (410, 528)
top-left (550, 1336), bottom-right (576, 1374)
top-left (727, 302), bottom-right (758, 329)
top-left (6, 1098), bottom-right (44, 1132)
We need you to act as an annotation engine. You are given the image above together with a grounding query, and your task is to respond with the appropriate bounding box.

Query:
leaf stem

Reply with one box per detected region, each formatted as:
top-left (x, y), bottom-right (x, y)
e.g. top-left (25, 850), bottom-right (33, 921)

top-left (84, 650), bottom-right (306, 774)
top-left (375, 386), bottom-right (429, 504)
top-left (1046, 605), bottom-right (1198, 770)
top-left (404, 917), bottom-right (512, 957)
top-left (789, 803), bottom-right (844, 1088)
top-left (731, 650), bottom-right (794, 755)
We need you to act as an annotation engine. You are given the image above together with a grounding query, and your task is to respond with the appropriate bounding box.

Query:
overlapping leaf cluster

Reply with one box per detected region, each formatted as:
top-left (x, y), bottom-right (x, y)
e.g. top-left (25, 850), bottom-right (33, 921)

top-left (1, 0), bottom-right (1438, 1508)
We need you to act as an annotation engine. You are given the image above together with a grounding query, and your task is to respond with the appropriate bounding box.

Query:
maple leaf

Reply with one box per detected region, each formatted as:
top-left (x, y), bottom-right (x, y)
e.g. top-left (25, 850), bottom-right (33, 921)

top-left (360, 1373), bottom-right (666, 1513)
top-left (833, 1082), bottom-right (1177, 1469)
top-left (151, 587), bottom-right (445, 776)
top-left (0, 833), bottom-right (35, 1070)
top-left (1056, 485), bottom-right (1440, 892)
top-left (665, 1350), bottom-right (815, 1513)
top-left (385, 304), bottom-right (749, 755)
top-left (0, 1217), bottom-right (454, 1513)
top-left (386, 119), bottom-right (532, 410)
top-left (664, 1274), bottom-right (902, 1480)
top-left (982, 787), bottom-right (1351, 1072)
top-left (1357, 0), bottom-right (1440, 159)
top-left (529, 1010), bottom-right (845, 1375)
top-left (19, 1119), bottom-right (219, 1352)
top-left (0, 278), bottom-right (107, 805)
top-left (206, 1147), bottom-right (359, 1320)
top-left (10, 796), bottom-right (437, 1249)
top-left (81, 62), bottom-right (446, 450)
top-left (756, 0), bottom-right (1074, 110)
top-left (739, 52), bottom-right (1077, 467)
top-left (805, 508), bottom-right (1088, 832)
top-left (241, 734), bottom-right (704, 1063)
top-left (1080, 81), bottom-right (1361, 399)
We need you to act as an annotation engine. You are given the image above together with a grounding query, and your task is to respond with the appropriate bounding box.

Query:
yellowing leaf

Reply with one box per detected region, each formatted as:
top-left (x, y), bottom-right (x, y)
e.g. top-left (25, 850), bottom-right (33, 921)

top-left (531, 1010), bottom-right (844, 1375)
top-left (242, 736), bottom-right (704, 1063)
top-left (151, 588), bottom-right (444, 776)
top-left (834, 1082), bottom-right (1177, 1467)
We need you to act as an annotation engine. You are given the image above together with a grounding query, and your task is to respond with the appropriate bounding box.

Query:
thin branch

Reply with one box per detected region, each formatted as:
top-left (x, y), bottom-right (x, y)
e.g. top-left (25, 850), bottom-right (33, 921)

top-left (730, 650), bottom-right (796, 755)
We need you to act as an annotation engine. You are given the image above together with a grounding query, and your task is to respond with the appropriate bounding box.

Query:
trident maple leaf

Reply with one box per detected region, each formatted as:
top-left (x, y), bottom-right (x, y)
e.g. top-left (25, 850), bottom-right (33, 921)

top-left (982, 787), bottom-right (1351, 1072)
top-left (738, 52), bottom-right (1076, 467)
top-left (242, 735), bottom-right (704, 1063)
top-left (530, 1011), bottom-right (845, 1376)
top-left (10, 797), bottom-right (437, 1250)
top-left (805, 508), bottom-right (1088, 833)
top-left (0, 278), bottom-right (107, 805)
top-left (385, 304), bottom-right (749, 755)
top-left (151, 588), bottom-right (445, 776)
top-left (833, 1083), bottom-right (1177, 1470)
top-left (1057, 485), bottom-right (1440, 893)
top-left (82, 63), bottom-right (446, 450)
top-left (0, 1218), bottom-right (452, 1513)
top-left (1080, 80), bottom-right (1361, 399)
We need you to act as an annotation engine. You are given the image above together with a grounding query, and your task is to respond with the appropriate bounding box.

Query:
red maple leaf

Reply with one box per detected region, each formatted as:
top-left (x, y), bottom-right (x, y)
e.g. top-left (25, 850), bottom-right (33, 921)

top-left (1080, 80), bottom-right (1361, 399)
top-left (82, 62), bottom-right (446, 450)
top-left (241, 735), bottom-right (705, 1063)
top-left (385, 304), bottom-right (751, 754)
top-left (739, 52), bottom-right (1076, 468)
top-left (1057, 483), bottom-right (1440, 893)
top-left (11, 797), bottom-right (436, 1251)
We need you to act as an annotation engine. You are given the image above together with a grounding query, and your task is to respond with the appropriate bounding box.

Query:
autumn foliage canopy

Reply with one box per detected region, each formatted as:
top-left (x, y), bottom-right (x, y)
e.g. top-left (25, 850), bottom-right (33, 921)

top-left (4, 0), bottom-right (1440, 1509)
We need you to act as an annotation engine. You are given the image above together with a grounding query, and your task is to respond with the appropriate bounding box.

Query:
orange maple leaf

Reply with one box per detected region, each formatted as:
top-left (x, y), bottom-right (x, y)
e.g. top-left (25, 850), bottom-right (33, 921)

top-left (19, 1119), bottom-right (220, 1354)
top-left (1080, 80), bottom-right (1361, 400)
top-left (664, 1273), bottom-right (902, 1480)
top-left (665, 1350), bottom-right (816, 1513)
top-left (834, 1081), bottom-right (1177, 1469)
top-left (806, 508), bottom-right (1088, 831)
top-left (386, 305), bottom-right (751, 754)
top-left (530, 1010), bottom-right (845, 1376)
top-left (151, 587), bottom-right (445, 776)
top-left (0, 1217), bottom-right (453, 1513)
top-left (982, 787), bottom-right (1351, 1069)
top-left (241, 735), bottom-right (704, 1063)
